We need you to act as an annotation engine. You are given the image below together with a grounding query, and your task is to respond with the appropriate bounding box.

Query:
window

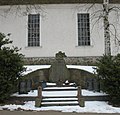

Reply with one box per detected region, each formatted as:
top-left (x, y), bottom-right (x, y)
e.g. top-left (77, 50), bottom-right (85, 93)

top-left (28, 14), bottom-right (40, 47)
top-left (78, 13), bottom-right (90, 46)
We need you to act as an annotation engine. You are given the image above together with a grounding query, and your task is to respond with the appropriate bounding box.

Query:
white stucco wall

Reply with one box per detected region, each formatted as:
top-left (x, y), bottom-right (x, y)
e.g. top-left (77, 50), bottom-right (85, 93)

top-left (0, 4), bottom-right (119, 57)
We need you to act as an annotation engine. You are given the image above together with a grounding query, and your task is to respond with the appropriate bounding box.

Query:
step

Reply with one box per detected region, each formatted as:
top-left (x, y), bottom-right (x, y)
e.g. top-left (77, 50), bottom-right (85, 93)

top-left (42, 96), bottom-right (77, 99)
top-left (42, 90), bottom-right (77, 97)
top-left (46, 85), bottom-right (77, 87)
top-left (42, 100), bottom-right (78, 102)
top-left (43, 88), bottom-right (77, 91)
top-left (41, 103), bottom-right (79, 106)
top-left (44, 86), bottom-right (77, 89)
top-left (42, 98), bottom-right (78, 102)
top-left (41, 101), bottom-right (79, 106)
top-left (42, 97), bottom-right (78, 100)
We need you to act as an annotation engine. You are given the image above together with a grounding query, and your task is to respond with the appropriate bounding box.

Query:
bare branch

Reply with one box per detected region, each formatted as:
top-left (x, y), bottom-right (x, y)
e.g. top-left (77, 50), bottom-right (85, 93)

top-left (86, 3), bottom-right (96, 12)
top-left (109, 23), bottom-right (120, 45)
top-left (91, 14), bottom-right (103, 32)
top-left (109, 6), bottom-right (120, 12)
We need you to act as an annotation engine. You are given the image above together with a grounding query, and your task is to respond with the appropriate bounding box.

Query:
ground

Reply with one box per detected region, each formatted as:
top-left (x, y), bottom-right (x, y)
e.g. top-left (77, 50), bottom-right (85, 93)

top-left (0, 110), bottom-right (120, 115)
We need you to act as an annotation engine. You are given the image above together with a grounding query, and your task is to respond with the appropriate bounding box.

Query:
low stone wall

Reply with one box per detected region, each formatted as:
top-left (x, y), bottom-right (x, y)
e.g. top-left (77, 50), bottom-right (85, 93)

top-left (24, 56), bottom-right (101, 65)
top-left (11, 95), bottom-right (108, 102)
top-left (82, 95), bottom-right (109, 101)
top-left (19, 68), bottom-right (101, 94)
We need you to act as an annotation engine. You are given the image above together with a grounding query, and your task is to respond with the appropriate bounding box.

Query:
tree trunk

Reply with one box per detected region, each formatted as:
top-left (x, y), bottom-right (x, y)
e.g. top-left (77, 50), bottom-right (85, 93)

top-left (103, 3), bottom-right (111, 55)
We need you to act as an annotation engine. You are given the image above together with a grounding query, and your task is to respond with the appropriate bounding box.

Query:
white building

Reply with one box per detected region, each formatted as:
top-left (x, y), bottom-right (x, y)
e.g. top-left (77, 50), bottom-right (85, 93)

top-left (0, 0), bottom-right (120, 64)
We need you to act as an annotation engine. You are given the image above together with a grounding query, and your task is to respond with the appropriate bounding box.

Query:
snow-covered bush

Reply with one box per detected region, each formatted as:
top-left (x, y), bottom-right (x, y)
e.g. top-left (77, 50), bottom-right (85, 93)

top-left (0, 33), bottom-right (25, 102)
top-left (96, 54), bottom-right (120, 106)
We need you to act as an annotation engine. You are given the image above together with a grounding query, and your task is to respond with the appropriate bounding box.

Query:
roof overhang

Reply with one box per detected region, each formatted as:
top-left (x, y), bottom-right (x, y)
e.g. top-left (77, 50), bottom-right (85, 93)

top-left (0, 0), bottom-right (120, 6)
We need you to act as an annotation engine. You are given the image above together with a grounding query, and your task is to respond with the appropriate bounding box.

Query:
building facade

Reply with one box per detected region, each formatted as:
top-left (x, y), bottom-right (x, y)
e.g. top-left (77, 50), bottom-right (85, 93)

top-left (0, 0), bottom-right (120, 64)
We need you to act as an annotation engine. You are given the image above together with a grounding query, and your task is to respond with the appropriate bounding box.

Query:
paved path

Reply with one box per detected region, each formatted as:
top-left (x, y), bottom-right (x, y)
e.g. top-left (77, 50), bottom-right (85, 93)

top-left (0, 110), bottom-right (119, 115)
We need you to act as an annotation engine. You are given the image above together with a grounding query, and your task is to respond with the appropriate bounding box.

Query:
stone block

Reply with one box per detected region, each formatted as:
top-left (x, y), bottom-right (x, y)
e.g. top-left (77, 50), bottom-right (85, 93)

top-left (26, 80), bottom-right (32, 92)
top-left (79, 98), bottom-right (85, 107)
top-left (35, 97), bottom-right (41, 107)
top-left (19, 81), bottom-right (27, 94)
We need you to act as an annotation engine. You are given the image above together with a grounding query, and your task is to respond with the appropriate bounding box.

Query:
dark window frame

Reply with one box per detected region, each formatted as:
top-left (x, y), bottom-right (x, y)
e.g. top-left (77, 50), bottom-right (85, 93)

top-left (28, 14), bottom-right (40, 47)
top-left (78, 13), bottom-right (90, 46)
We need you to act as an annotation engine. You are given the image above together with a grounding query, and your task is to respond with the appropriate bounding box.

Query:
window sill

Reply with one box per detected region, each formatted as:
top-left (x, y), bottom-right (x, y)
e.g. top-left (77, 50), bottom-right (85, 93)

top-left (75, 45), bottom-right (93, 48)
top-left (25, 46), bottom-right (42, 49)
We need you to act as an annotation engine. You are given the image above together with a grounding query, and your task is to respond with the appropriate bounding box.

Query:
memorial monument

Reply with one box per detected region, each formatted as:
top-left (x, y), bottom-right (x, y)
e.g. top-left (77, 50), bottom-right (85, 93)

top-left (49, 51), bottom-right (70, 86)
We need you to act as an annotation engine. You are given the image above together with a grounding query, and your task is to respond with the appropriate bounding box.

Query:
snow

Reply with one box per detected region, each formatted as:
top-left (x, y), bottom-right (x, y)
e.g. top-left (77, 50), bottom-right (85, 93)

top-left (22, 65), bottom-right (51, 75)
top-left (22, 65), bottom-right (96, 75)
top-left (12, 90), bottom-right (37, 97)
top-left (42, 91), bottom-right (77, 97)
top-left (43, 98), bottom-right (78, 101)
top-left (9, 86), bottom-right (118, 113)
top-left (0, 101), bottom-right (120, 113)
top-left (42, 101), bottom-right (78, 104)
top-left (46, 82), bottom-right (56, 85)
top-left (44, 87), bottom-right (77, 89)
top-left (67, 65), bottom-right (96, 74)
top-left (82, 90), bottom-right (107, 96)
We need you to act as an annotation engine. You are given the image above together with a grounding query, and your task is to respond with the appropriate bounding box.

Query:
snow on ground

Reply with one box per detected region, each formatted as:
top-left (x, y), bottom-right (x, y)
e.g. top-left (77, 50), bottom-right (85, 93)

top-left (22, 65), bottom-right (96, 75)
top-left (82, 90), bottom-right (107, 96)
top-left (9, 87), bottom-right (117, 113)
top-left (0, 101), bottom-right (120, 113)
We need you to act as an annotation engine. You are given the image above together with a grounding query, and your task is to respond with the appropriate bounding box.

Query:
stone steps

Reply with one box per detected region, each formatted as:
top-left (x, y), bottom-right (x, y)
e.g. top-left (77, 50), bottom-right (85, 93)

top-left (41, 86), bottom-right (79, 106)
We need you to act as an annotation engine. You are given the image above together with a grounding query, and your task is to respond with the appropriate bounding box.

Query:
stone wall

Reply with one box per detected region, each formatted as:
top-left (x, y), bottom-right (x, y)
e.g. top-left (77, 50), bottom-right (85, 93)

top-left (24, 56), bottom-right (101, 65)
top-left (20, 68), bottom-right (97, 90)
top-left (69, 69), bottom-right (95, 88)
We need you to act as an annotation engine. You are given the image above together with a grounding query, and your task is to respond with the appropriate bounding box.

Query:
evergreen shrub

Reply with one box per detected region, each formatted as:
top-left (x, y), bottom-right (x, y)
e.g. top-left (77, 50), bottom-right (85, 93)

top-left (0, 33), bottom-right (25, 102)
top-left (96, 54), bottom-right (120, 106)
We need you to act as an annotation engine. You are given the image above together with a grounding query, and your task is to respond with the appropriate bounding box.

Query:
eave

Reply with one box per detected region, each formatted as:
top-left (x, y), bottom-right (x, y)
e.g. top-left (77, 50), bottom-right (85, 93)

top-left (0, 0), bottom-right (120, 6)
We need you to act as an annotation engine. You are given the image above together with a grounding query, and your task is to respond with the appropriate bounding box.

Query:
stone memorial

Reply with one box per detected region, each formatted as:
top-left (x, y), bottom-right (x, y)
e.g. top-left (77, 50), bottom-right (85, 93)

top-left (93, 79), bottom-right (100, 92)
top-left (19, 81), bottom-right (27, 94)
top-left (49, 51), bottom-right (70, 86)
top-left (86, 78), bottom-right (94, 91)
top-left (26, 79), bottom-right (32, 92)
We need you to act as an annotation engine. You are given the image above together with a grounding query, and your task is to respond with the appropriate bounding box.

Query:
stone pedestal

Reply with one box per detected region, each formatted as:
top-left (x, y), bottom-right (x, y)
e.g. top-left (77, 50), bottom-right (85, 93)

top-left (77, 86), bottom-right (85, 107)
top-left (35, 98), bottom-right (41, 107)
top-left (79, 98), bottom-right (85, 107)
top-left (35, 86), bottom-right (42, 107)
